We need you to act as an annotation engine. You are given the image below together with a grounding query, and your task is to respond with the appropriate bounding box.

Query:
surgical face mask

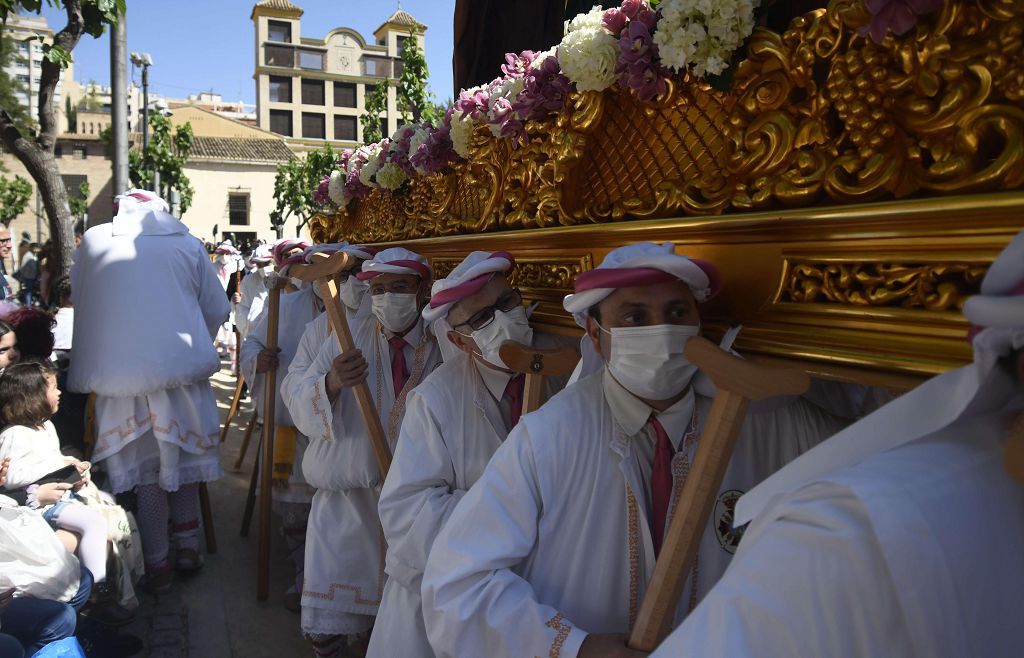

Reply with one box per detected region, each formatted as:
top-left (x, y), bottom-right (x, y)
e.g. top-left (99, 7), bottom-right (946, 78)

top-left (470, 306), bottom-right (534, 369)
top-left (339, 276), bottom-right (368, 312)
top-left (600, 323), bottom-right (700, 400)
top-left (372, 292), bottom-right (421, 333)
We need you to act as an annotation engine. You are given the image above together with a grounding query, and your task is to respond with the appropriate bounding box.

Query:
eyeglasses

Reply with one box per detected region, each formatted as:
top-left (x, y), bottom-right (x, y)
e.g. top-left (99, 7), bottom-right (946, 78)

top-left (452, 289), bottom-right (523, 332)
top-left (0, 239), bottom-right (11, 245)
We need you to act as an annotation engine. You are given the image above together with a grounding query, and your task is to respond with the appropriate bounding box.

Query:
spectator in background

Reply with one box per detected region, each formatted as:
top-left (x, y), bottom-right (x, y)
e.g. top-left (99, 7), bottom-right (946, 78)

top-left (0, 226), bottom-right (13, 302)
top-left (15, 242), bottom-right (39, 306)
top-left (50, 276), bottom-right (87, 458)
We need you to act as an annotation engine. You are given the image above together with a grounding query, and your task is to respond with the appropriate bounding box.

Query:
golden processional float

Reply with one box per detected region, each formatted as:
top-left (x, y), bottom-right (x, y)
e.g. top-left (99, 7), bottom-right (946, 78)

top-left (309, 0), bottom-right (1024, 391)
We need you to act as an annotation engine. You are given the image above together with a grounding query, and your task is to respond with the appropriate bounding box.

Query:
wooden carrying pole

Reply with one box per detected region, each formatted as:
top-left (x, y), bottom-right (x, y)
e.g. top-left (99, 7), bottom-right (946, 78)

top-left (497, 341), bottom-right (580, 414)
top-left (289, 252), bottom-right (392, 480)
top-left (232, 411), bottom-right (259, 472)
top-left (256, 279), bottom-right (283, 601)
top-left (628, 336), bottom-right (811, 651)
top-left (219, 373), bottom-right (245, 445)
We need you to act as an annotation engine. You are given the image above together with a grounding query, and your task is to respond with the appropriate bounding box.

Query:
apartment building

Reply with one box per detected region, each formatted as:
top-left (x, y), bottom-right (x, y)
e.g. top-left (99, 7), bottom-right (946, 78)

top-left (251, 0), bottom-right (426, 149)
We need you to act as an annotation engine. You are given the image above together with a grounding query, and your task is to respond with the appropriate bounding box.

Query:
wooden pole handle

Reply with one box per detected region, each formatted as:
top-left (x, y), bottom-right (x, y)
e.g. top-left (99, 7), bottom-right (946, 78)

top-left (628, 338), bottom-right (811, 650)
top-left (256, 281), bottom-right (282, 601)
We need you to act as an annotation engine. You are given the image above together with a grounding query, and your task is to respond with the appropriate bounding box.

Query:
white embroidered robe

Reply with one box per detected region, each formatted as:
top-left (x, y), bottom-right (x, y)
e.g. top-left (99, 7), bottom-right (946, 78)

top-left (284, 312), bottom-right (441, 634)
top-left (422, 369), bottom-right (850, 658)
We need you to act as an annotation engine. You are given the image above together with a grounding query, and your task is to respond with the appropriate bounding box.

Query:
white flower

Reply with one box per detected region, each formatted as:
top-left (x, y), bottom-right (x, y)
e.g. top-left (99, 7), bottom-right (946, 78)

top-left (375, 162), bottom-right (409, 191)
top-left (565, 6), bottom-right (605, 35)
top-left (530, 46), bottom-right (558, 70)
top-left (558, 26), bottom-right (618, 92)
top-left (408, 125), bottom-right (432, 173)
top-left (654, 0), bottom-right (756, 78)
top-left (327, 170), bottom-right (347, 206)
top-left (450, 115), bottom-right (475, 159)
top-left (358, 144), bottom-right (384, 188)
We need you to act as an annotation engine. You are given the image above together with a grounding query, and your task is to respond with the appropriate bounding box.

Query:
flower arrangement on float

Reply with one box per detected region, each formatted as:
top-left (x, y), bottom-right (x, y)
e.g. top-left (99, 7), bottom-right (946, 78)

top-left (309, 0), bottom-right (782, 212)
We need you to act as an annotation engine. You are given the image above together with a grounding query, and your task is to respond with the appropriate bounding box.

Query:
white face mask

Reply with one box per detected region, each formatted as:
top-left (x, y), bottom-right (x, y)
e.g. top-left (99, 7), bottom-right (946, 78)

top-left (339, 276), bottom-right (369, 312)
top-left (372, 292), bottom-right (421, 333)
top-left (600, 323), bottom-right (700, 400)
top-left (469, 306), bottom-right (534, 369)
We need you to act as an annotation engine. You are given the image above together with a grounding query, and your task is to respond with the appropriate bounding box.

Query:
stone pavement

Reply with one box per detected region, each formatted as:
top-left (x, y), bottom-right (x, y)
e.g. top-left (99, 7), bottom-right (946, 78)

top-left (120, 365), bottom-right (310, 657)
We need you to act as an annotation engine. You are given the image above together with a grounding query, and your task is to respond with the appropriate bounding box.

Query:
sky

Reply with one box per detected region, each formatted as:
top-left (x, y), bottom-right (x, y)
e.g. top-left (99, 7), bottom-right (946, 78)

top-left (40, 0), bottom-right (457, 107)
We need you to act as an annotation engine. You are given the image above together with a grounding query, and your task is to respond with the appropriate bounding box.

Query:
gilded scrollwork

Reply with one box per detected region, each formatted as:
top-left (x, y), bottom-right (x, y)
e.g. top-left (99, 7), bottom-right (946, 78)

top-left (779, 260), bottom-right (987, 311)
top-left (313, 0), bottom-right (1024, 245)
top-left (426, 256), bottom-right (592, 294)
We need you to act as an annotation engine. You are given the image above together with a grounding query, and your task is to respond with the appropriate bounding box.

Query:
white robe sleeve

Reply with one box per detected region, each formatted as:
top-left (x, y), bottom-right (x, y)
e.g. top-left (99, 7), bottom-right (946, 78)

top-left (652, 482), bottom-right (911, 658)
top-left (240, 313), bottom-right (268, 385)
top-left (280, 315), bottom-right (326, 417)
top-left (196, 244), bottom-right (231, 339)
top-left (378, 389), bottom-right (466, 591)
top-left (282, 334), bottom-right (338, 444)
top-left (422, 424), bottom-right (589, 658)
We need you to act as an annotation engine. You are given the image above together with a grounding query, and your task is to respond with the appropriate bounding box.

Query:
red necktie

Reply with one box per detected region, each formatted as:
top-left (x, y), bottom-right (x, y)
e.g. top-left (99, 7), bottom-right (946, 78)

top-left (504, 374), bottom-right (525, 429)
top-left (389, 336), bottom-right (408, 397)
top-left (648, 416), bottom-right (676, 558)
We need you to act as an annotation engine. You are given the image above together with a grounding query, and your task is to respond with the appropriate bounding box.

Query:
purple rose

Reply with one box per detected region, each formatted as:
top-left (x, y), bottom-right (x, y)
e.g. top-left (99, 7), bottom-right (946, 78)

top-left (859, 0), bottom-right (943, 44)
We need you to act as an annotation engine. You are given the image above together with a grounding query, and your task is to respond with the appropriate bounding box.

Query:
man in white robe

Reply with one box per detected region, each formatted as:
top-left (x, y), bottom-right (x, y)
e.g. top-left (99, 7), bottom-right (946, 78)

top-left (235, 242), bottom-right (274, 340)
top-left (422, 242), bottom-right (869, 658)
top-left (367, 251), bottom-right (576, 658)
top-left (68, 190), bottom-right (229, 589)
top-left (650, 231), bottom-right (1024, 658)
top-left (240, 242), bottom-right (373, 611)
top-left (283, 247), bottom-right (442, 657)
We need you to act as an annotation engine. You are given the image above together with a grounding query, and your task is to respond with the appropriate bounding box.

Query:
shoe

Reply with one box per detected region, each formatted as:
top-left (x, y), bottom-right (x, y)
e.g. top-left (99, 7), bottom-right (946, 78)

top-left (142, 569), bottom-right (174, 595)
top-left (77, 619), bottom-right (144, 658)
top-left (80, 581), bottom-right (136, 627)
top-left (284, 588), bottom-right (301, 613)
top-left (174, 547), bottom-right (204, 573)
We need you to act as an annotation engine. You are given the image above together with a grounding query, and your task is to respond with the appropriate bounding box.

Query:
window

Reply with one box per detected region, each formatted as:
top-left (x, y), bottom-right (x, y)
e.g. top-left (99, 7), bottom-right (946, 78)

top-left (397, 36), bottom-right (408, 55)
top-left (302, 112), bottom-right (325, 139)
top-left (55, 144), bottom-right (63, 157)
top-left (333, 82), bottom-right (356, 108)
top-left (223, 231), bottom-right (257, 251)
top-left (269, 109), bottom-right (292, 136)
top-left (334, 116), bottom-right (357, 141)
top-left (379, 118), bottom-right (388, 140)
top-left (268, 76), bottom-right (292, 103)
top-left (298, 50), bottom-right (323, 71)
top-left (62, 174), bottom-right (88, 214)
top-left (16, 74), bottom-right (29, 84)
top-left (393, 59), bottom-right (405, 77)
top-left (363, 57), bottom-right (390, 78)
top-left (72, 143), bottom-right (87, 160)
top-left (364, 84), bottom-right (377, 101)
top-left (228, 193), bottom-right (249, 226)
top-left (267, 20), bottom-right (291, 43)
top-left (265, 45), bottom-right (293, 67)
top-left (16, 41), bottom-right (27, 54)
top-left (301, 78), bottom-right (324, 105)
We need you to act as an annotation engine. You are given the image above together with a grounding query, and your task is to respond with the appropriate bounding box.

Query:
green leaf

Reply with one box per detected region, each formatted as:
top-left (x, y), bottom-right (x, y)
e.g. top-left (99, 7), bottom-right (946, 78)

top-left (42, 43), bottom-right (71, 67)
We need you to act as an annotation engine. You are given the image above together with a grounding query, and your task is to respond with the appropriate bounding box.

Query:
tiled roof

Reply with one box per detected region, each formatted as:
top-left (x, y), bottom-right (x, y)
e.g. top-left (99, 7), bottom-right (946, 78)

top-left (376, 9), bottom-right (425, 33)
top-left (252, 0), bottom-right (303, 16)
top-left (189, 136), bottom-right (294, 162)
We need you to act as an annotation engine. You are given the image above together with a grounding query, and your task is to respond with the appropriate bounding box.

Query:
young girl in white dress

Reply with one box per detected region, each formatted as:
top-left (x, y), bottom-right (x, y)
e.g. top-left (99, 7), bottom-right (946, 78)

top-left (0, 360), bottom-right (139, 621)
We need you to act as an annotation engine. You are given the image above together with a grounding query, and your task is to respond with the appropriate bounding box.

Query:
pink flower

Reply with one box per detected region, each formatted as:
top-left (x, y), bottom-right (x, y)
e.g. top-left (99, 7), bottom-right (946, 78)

top-left (602, 7), bottom-right (628, 34)
top-left (616, 15), bottom-right (667, 101)
top-left (859, 0), bottom-right (942, 44)
top-left (513, 55), bottom-right (571, 123)
top-left (311, 175), bottom-right (330, 206)
top-left (501, 51), bottom-right (536, 78)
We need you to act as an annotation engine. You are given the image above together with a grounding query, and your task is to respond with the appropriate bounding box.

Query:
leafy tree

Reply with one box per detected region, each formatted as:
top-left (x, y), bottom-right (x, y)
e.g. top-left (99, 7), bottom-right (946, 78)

top-left (397, 29), bottom-right (440, 125)
top-left (0, 173), bottom-right (32, 225)
top-left (0, 0), bottom-right (125, 278)
top-left (0, 34), bottom-right (34, 135)
top-left (128, 112), bottom-right (195, 212)
top-left (64, 95), bottom-right (75, 132)
top-left (360, 81), bottom-right (388, 144)
top-left (67, 178), bottom-right (88, 219)
top-left (271, 143), bottom-right (337, 238)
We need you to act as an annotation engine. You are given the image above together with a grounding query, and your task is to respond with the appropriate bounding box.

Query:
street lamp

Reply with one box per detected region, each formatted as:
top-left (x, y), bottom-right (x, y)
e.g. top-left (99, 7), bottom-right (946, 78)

top-left (129, 51), bottom-right (152, 149)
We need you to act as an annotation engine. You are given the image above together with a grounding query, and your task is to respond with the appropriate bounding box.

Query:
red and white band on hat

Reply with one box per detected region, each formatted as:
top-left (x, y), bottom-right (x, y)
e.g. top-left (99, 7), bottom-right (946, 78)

top-left (113, 189), bottom-right (169, 214)
top-left (215, 241), bottom-right (240, 256)
top-left (301, 242), bottom-right (380, 264)
top-left (273, 239), bottom-right (311, 267)
top-left (422, 251), bottom-right (515, 322)
top-left (562, 242), bottom-right (721, 322)
top-left (356, 247), bottom-right (431, 281)
top-left (247, 243), bottom-right (274, 266)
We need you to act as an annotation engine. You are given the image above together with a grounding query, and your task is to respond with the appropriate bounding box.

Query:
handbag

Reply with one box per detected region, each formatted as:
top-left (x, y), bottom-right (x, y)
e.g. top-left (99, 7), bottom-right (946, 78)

top-left (0, 506), bottom-right (80, 602)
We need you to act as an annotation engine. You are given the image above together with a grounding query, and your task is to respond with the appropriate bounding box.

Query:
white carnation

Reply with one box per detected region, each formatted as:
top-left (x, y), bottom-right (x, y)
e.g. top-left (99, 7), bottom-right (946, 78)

top-left (565, 6), bottom-right (605, 35)
top-left (358, 145), bottom-right (383, 188)
top-left (530, 46), bottom-right (558, 70)
top-left (375, 162), bottom-right (409, 191)
top-left (327, 169), bottom-right (347, 206)
top-left (450, 115), bottom-right (475, 159)
top-left (558, 26), bottom-right (618, 92)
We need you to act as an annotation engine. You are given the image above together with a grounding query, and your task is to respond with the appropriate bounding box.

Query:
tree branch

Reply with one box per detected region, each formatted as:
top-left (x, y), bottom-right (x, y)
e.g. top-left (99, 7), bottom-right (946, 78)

top-left (36, 0), bottom-right (86, 149)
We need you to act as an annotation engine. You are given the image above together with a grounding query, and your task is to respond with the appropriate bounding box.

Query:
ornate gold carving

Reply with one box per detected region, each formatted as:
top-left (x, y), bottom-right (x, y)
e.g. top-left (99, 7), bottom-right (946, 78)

top-left (778, 260), bottom-right (987, 311)
top-left (427, 255), bottom-right (592, 293)
top-left (307, 0), bottom-right (1024, 246)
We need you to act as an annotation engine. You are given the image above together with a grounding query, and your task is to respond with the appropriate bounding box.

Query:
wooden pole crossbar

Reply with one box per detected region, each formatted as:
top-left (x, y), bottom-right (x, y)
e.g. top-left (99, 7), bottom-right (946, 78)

top-left (627, 336), bottom-right (811, 652)
top-left (497, 341), bottom-right (579, 414)
top-left (289, 252), bottom-right (392, 481)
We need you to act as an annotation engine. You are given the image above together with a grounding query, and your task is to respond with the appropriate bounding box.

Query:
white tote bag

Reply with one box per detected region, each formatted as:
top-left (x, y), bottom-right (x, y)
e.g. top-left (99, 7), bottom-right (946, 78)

top-left (0, 506), bottom-right (81, 602)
